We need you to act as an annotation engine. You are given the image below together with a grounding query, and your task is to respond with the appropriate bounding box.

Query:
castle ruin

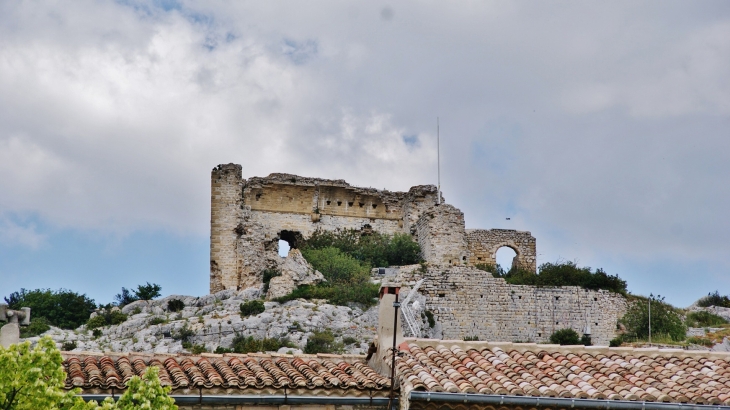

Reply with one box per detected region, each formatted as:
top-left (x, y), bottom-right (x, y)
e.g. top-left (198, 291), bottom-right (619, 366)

top-left (210, 163), bottom-right (625, 345)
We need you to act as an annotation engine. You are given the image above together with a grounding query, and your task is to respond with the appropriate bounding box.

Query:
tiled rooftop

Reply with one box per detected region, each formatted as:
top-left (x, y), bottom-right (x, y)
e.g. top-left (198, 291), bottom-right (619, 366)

top-left (394, 341), bottom-right (730, 405)
top-left (62, 352), bottom-right (390, 393)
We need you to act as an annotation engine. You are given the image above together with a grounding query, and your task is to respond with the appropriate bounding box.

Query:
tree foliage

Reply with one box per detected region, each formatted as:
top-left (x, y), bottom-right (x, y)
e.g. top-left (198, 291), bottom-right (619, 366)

top-left (0, 336), bottom-right (177, 410)
top-left (4, 288), bottom-right (96, 330)
top-left (300, 229), bottom-right (421, 268)
top-left (479, 261), bottom-right (627, 295)
top-left (621, 295), bottom-right (686, 342)
top-left (226, 335), bottom-right (296, 354)
top-left (275, 247), bottom-right (379, 307)
top-left (239, 300), bottom-right (265, 317)
top-left (697, 291), bottom-right (730, 308)
top-left (114, 283), bottom-right (162, 307)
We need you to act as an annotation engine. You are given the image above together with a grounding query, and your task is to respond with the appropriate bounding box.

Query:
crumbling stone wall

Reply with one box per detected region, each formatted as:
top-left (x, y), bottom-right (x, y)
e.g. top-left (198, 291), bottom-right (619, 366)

top-left (210, 165), bottom-right (440, 293)
top-left (399, 266), bottom-right (626, 346)
top-left (415, 205), bottom-right (469, 266)
top-left (466, 229), bottom-right (537, 272)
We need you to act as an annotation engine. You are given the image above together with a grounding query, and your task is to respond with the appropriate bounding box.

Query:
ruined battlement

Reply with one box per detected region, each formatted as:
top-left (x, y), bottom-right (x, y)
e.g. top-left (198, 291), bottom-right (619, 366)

top-left (210, 164), bottom-right (536, 293)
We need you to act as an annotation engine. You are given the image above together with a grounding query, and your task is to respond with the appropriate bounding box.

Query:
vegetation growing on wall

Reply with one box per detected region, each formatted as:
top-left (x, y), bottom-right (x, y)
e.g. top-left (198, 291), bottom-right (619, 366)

top-left (299, 229), bottom-right (422, 267)
top-left (685, 311), bottom-right (728, 327)
top-left (476, 261), bottom-right (627, 295)
top-left (275, 247), bottom-right (380, 307)
top-left (4, 288), bottom-right (97, 330)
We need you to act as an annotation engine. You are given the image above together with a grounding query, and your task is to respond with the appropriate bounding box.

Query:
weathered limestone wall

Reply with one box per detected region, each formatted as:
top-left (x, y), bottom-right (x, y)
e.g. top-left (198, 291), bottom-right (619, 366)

top-left (415, 205), bottom-right (469, 266)
top-left (210, 164), bottom-right (243, 293)
top-left (211, 166), bottom-right (440, 292)
top-left (466, 229), bottom-right (537, 272)
top-left (399, 267), bottom-right (626, 346)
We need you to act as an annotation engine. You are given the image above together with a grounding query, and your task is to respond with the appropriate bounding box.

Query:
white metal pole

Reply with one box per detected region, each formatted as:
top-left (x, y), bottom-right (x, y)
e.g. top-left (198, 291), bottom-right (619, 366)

top-left (648, 297), bottom-right (651, 347)
top-left (437, 117), bottom-right (441, 205)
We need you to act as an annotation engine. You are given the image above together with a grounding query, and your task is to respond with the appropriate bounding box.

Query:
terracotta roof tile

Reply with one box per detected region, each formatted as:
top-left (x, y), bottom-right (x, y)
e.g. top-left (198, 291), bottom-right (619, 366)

top-left (62, 353), bottom-right (390, 393)
top-left (395, 342), bottom-right (730, 405)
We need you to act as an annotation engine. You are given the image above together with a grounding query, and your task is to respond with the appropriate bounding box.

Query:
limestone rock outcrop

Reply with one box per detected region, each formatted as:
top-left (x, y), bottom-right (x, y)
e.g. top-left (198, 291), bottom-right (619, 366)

top-left (267, 249), bottom-right (325, 300)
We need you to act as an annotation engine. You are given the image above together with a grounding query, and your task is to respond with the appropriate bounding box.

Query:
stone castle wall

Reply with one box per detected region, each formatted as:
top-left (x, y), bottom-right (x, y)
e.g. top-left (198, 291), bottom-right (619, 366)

top-left (466, 229), bottom-right (537, 271)
top-left (415, 205), bottom-right (469, 266)
top-left (399, 266), bottom-right (626, 346)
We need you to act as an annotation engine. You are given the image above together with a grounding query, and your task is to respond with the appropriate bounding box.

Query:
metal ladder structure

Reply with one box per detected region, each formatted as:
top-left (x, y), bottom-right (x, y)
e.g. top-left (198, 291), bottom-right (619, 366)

top-left (399, 279), bottom-right (425, 338)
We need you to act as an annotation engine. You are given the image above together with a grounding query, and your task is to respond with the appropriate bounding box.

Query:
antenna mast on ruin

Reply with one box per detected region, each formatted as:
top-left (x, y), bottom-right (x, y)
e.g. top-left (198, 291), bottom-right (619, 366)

top-left (437, 117), bottom-right (441, 205)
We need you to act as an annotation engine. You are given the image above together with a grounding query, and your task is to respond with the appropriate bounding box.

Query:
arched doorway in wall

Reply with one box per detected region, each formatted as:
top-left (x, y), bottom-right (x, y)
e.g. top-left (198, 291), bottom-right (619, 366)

top-left (495, 246), bottom-right (518, 273)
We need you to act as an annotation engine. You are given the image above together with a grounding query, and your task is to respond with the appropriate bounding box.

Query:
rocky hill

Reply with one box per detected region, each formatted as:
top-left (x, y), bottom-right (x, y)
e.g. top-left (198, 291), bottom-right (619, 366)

top-left (25, 287), bottom-right (381, 355)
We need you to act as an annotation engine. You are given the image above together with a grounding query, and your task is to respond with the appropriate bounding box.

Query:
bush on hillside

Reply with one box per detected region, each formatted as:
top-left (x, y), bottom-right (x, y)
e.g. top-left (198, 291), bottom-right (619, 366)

top-left (19, 316), bottom-right (51, 338)
top-left (304, 330), bottom-right (343, 354)
top-left (86, 309), bottom-right (128, 330)
top-left (685, 311), bottom-right (728, 327)
top-left (229, 335), bottom-right (295, 354)
top-left (477, 261), bottom-right (627, 295)
top-left (4, 288), bottom-right (96, 330)
top-left (261, 269), bottom-right (281, 295)
top-left (620, 295), bottom-right (686, 342)
top-left (300, 229), bottom-right (421, 267)
top-left (275, 247), bottom-right (379, 307)
top-left (240, 300), bottom-right (265, 317)
top-left (697, 291), bottom-right (730, 308)
top-left (114, 282), bottom-right (162, 306)
top-left (167, 299), bottom-right (185, 312)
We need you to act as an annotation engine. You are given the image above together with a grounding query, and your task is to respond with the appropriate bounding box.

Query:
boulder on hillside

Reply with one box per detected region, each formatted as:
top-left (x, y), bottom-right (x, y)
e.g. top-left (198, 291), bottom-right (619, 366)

top-left (267, 249), bottom-right (325, 300)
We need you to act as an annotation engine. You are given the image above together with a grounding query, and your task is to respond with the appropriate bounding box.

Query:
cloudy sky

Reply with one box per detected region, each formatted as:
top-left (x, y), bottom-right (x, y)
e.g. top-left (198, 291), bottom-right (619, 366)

top-left (1, 0), bottom-right (728, 307)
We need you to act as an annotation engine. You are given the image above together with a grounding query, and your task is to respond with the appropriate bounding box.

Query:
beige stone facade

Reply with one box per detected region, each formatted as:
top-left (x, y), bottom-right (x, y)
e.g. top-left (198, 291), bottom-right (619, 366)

top-left (210, 164), bottom-right (538, 293)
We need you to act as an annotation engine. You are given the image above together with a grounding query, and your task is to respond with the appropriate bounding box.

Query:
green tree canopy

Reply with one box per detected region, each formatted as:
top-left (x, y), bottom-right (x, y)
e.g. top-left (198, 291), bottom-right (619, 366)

top-left (621, 295), bottom-right (686, 342)
top-left (4, 289), bottom-right (96, 330)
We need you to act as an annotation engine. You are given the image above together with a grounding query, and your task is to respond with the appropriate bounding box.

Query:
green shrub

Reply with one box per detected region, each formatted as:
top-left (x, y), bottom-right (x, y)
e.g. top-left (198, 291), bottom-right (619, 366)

top-left (463, 336), bottom-right (479, 341)
top-left (685, 311), bottom-right (728, 327)
top-left (61, 341), bottom-right (77, 351)
top-left (188, 344), bottom-right (208, 354)
top-left (86, 315), bottom-right (108, 330)
top-left (686, 336), bottom-right (714, 347)
top-left (240, 300), bottom-right (266, 317)
top-left (92, 328), bottom-right (102, 338)
top-left (167, 299), bottom-right (185, 312)
top-left (114, 282), bottom-right (162, 307)
top-left (549, 328), bottom-right (582, 345)
top-left (424, 310), bottom-right (435, 328)
top-left (172, 324), bottom-right (195, 343)
top-left (276, 247), bottom-right (380, 307)
top-left (262, 269), bottom-right (282, 295)
top-left (478, 261), bottom-right (627, 295)
top-left (697, 291), bottom-right (730, 308)
top-left (4, 288), bottom-right (96, 329)
top-left (214, 346), bottom-right (233, 354)
top-left (110, 310), bottom-right (128, 325)
top-left (580, 334), bottom-right (592, 346)
top-left (148, 316), bottom-right (168, 326)
top-left (230, 335), bottom-right (295, 353)
top-left (20, 317), bottom-right (51, 338)
top-left (609, 336), bottom-right (623, 347)
top-left (300, 229), bottom-right (421, 268)
top-left (304, 330), bottom-right (343, 354)
top-left (342, 336), bottom-right (358, 345)
top-left (621, 295), bottom-right (686, 342)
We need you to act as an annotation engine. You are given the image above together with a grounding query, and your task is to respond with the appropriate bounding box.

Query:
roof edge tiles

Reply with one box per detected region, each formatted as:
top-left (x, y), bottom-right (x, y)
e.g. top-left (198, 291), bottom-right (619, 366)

top-left (401, 338), bottom-right (730, 359)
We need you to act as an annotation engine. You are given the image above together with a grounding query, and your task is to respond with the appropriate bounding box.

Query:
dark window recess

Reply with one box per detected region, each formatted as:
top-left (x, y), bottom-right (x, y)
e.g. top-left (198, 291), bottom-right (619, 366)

top-left (348, 202), bottom-right (353, 206)
top-left (337, 201), bottom-right (342, 206)
top-left (477, 257), bottom-right (482, 261)
top-left (556, 321), bottom-right (559, 325)
top-left (480, 295), bottom-right (483, 298)
top-left (255, 193), bottom-right (261, 201)
top-left (438, 293), bottom-right (445, 298)
top-left (595, 322), bottom-right (598, 326)
top-left (372, 204), bottom-right (377, 209)
top-left (326, 201), bottom-right (331, 205)
top-left (555, 296), bottom-right (560, 300)
top-left (538, 333), bottom-right (541, 337)
top-left (594, 298), bottom-right (598, 301)
top-left (378, 268), bottom-right (385, 275)
top-left (359, 202), bottom-right (364, 207)
top-left (518, 296), bottom-right (522, 299)
top-left (527, 321), bottom-right (530, 325)
top-left (462, 256), bottom-right (466, 260)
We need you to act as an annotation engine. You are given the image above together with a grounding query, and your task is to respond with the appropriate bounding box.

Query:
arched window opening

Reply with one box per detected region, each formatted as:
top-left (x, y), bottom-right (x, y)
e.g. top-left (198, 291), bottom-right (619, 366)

top-left (496, 246), bottom-right (517, 273)
top-left (278, 230), bottom-right (301, 257)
